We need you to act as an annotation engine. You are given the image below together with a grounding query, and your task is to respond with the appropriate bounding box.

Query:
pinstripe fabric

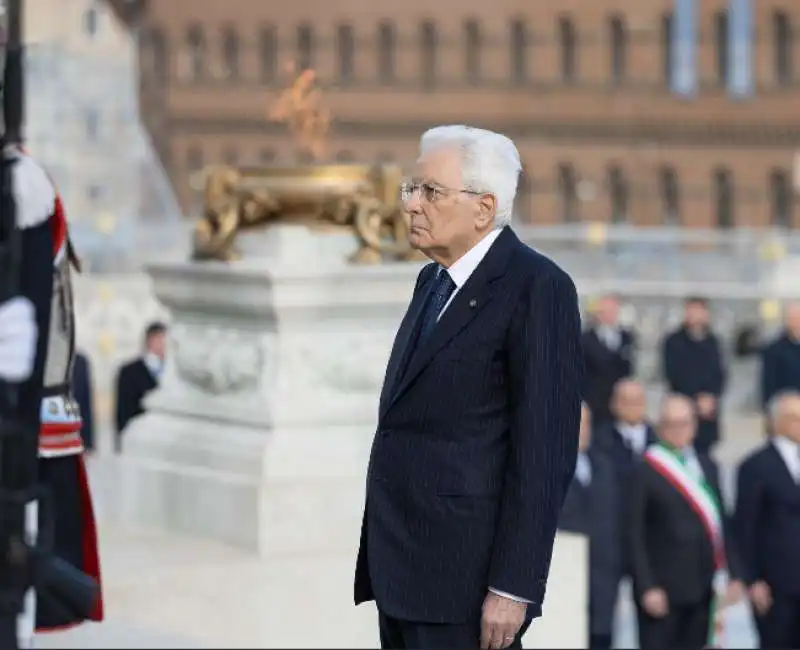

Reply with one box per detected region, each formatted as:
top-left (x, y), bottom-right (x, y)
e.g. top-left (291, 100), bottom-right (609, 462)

top-left (354, 227), bottom-right (585, 624)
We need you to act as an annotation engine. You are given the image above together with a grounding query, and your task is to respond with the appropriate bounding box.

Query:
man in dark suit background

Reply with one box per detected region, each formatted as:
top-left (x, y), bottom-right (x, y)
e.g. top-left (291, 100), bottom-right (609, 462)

top-left (734, 391), bottom-right (800, 648)
top-left (354, 125), bottom-right (584, 650)
top-left (114, 321), bottom-right (166, 453)
top-left (761, 303), bottom-right (800, 412)
top-left (594, 379), bottom-right (656, 480)
top-left (72, 350), bottom-right (95, 452)
top-left (558, 403), bottom-right (622, 649)
top-left (662, 297), bottom-right (727, 455)
top-left (628, 394), bottom-right (743, 649)
top-left (581, 294), bottom-right (635, 428)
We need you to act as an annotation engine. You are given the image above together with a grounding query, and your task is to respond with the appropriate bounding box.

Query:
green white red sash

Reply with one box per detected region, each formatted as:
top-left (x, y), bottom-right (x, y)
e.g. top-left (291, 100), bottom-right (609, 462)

top-left (644, 444), bottom-right (727, 647)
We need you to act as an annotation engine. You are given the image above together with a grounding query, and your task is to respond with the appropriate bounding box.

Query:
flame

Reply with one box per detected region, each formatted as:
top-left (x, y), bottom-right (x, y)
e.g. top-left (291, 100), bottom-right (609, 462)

top-left (267, 62), bottom-right (332, 161)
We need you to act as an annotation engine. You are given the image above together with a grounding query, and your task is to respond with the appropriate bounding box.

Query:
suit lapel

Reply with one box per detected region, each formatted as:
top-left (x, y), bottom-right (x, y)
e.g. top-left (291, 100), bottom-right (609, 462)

top-left (767, 443), bottom-right (800, 490)
top-left (383, 228), bottom-right (517, 416)
top-left (378, 268), bottom-right (435, 417)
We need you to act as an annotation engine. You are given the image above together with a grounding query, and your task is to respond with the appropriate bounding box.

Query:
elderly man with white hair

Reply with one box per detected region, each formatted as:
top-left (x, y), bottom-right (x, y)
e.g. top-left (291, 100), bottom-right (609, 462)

top-left (734, 391), bottom-right (800, 648)
top-left (354, 125), bottom-right (584, 649)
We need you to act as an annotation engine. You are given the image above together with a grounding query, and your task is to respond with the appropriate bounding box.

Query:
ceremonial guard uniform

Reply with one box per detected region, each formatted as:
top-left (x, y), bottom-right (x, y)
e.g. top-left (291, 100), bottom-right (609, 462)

top-left (11, 147), bottom-right (104, 633)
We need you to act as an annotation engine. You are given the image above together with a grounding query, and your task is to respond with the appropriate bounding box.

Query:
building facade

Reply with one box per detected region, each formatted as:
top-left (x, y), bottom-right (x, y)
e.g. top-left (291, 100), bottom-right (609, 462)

top-left (9, 0), bottom-right (184, 272)
top-left (107, 0), bottom-right (800, 228)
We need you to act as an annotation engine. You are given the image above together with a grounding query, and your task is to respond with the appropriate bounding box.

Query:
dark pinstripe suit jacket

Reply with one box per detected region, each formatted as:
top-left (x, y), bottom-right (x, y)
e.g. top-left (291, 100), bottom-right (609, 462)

top-left (354, 227), bottom-right (584, 624)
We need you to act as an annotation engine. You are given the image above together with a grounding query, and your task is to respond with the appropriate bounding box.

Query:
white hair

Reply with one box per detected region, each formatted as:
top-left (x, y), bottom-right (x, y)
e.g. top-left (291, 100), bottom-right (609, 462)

top-left (768, 390), bottom-right (800, 422)
top-left (419, 125), bottom-right (522, 228)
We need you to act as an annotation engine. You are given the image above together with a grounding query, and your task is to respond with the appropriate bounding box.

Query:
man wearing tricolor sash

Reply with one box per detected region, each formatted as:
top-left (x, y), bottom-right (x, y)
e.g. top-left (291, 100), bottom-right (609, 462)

top-left (629, 395), bottom-right (743, 649)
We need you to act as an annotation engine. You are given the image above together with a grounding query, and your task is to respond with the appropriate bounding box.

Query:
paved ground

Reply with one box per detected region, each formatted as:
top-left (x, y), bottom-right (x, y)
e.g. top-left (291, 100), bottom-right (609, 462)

top-left (34, 413), bottom-right (766, 649)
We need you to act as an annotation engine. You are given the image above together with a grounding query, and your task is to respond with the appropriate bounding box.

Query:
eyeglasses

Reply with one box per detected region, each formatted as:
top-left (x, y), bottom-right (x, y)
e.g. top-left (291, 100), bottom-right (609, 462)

top-left (399, 181), bottom-right (483, 204)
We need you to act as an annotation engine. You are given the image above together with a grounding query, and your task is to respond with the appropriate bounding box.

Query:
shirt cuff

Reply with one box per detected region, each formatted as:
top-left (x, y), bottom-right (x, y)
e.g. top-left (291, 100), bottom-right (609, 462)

top-left (489, 587), bottom-right (532, 604)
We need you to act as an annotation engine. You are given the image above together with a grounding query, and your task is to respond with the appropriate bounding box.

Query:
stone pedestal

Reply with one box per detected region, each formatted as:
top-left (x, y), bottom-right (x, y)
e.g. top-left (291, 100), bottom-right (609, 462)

top-left (119, 226), bottom-right (423, 556)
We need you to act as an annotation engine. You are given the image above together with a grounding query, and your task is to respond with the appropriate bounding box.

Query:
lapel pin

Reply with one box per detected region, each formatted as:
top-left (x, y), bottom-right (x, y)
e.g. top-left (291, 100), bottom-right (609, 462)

top-left (469, 299), bottom-right (477, 308)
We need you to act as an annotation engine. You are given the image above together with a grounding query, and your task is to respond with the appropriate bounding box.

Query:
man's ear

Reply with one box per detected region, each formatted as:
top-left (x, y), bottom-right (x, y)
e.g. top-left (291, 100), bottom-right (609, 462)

top-left (475, 193), bottom-right (496, 229)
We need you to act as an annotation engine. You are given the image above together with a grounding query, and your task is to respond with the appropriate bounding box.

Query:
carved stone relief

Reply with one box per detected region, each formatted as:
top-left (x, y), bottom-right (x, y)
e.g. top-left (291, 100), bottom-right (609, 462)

top-left (171, 323), bottom-right (266, 395)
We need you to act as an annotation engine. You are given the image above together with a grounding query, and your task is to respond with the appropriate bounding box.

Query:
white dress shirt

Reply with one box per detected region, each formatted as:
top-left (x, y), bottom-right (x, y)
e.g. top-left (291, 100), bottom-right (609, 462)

top-left (595, 324), bottom-right (622, 351)
top-left (434, 228), bottom-right (530, 605)
top-left (772, 436), bottom-right (800, 483)
top-left (143, 352), bottom-right (163, 381)
top-left (437, 229), bottom-right (502, 319)
top-left (574, 451), bottom-right (592, 486)
top-left (616, 422), bottom-right (649, 455)
top-left (680, 445), bottom-right (705, 482)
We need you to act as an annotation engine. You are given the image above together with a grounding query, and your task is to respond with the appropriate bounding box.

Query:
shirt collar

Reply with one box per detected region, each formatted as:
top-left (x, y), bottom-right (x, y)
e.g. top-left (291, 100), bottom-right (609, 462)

top-left (773, 435), bottom-right (800, 456)
top-left (143, 352), bottom-right (163, 377)
top-left (444, 228), bottom-right (503, 288)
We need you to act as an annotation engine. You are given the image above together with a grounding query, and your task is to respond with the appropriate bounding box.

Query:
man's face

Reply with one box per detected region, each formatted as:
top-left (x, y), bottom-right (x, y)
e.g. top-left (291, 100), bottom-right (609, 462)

top-left (613, 381), bottom-right (646, 423)
top-left (147, 331), bottom-right (166, 360)
top-left (595, 297), bottom-right (620, 326)
top-left (775, 395), bottom-right (800, 443)
top-left (403, 148), bottom-right (493, 258)
top-left (684, 302), bottom-right (709, 330)
top-left (658, 398), bottom-right (696, 449)
top-left (785, 304), bottom-right (800, 339)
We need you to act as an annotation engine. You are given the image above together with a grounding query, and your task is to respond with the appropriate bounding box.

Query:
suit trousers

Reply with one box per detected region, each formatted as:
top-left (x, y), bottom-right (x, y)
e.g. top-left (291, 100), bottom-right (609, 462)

top-left (378, 611), bottom-right (531, 650)
top-left (636, 597), bottom-right (711, 650)
top-left (755, 593), bottom-right (800, 648)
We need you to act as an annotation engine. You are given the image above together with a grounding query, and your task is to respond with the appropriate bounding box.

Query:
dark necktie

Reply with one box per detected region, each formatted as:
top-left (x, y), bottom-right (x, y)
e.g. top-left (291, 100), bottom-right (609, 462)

top-left (417, 268), bottom-right (457, 344)
top-left (394, 268), bottom-right (457, 390)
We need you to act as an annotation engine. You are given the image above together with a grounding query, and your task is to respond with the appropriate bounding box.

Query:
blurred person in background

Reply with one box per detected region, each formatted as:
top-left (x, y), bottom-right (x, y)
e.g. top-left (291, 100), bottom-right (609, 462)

top-left (661, 297), bottom-right (727, 455)
top-left (114, 321), bottom-right (166, 453)
top-left (734, 391), bottom-right (800, 649)
top-left (593, 379), bottom-right (656, 479)
top-left (558, 403), bottom-right (621, 650)
top-left (760, 303), bottom-right (800, 414)
top-left (593, 379), bottom-right (656, 587)
top-left (582, 294), bottom-right (636, 429)
top-left (72, 350), bottom-right (95, 453)
top-left (628, 394), bottom-right (743, 650)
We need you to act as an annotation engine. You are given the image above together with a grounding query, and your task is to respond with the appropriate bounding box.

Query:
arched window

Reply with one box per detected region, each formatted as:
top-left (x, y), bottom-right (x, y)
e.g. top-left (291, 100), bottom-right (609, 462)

top-left (221, 25), bottom-right (239, 80)
top-left (222, 147), bottom-right (238, 166)
top-left (377, 21), bottom-right (396, 83)
top-left (420, 20), bottom-right (438, 89)
top-left (608, 14), bottom-right (627, 84)
top-left (337, 24), bottom-right (355, 83)
top-left (557, 163), bottom-right (579, 222)
top-left (510, 19), bottom-right (529, 85)
top-left (713, 167), bottom-right (734, 228)
top-left (558, 16), bottom-right (577, 82)
top-left (774, 11), bottom-right (792, 86)
top-left (186, 146), bottom-right (204, 172)
top-left (297, 23), bottom-right (314, 71)
top-left (186, 24), bottom-right (206, 81)
top-left (607, 165), bottom-right (628, 223)
top-left (336, 150), bottom-right (356, 162)
top-left (143, 28), bottom-right (168, 82)
top-left (714, 11), bottom-right (728, 86)
top-left (83, 6), bottom-right (99, 38)
top-left (658, 165), bottom-right (681, 224)
top-left (259, 25), bottom-right (278, 83)
top-left (464, 19), bottom-right (481, 83)
top-left (661, 12), bottom-right (673, 87)
top-left (515, 167), bottom-right (533, 223)
top-left (769, 169), bottom-right (792, 227)
top-left (259, 148), bottom-right (276, 165)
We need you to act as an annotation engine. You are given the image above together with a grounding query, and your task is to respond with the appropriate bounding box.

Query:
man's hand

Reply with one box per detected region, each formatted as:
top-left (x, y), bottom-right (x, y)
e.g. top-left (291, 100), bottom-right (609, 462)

top-left (0, 296), bottom-right (37, 382)
top-left (641, 587), bottom-right (669, 618)
top-left (696, 393), bottom-right (717, 420)
top-left (480, 591), bottom-right (526, 649)
top-left (748, 581), bottom-right (773, 616)
top-left (723, 580), bottom-right (745, 607)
